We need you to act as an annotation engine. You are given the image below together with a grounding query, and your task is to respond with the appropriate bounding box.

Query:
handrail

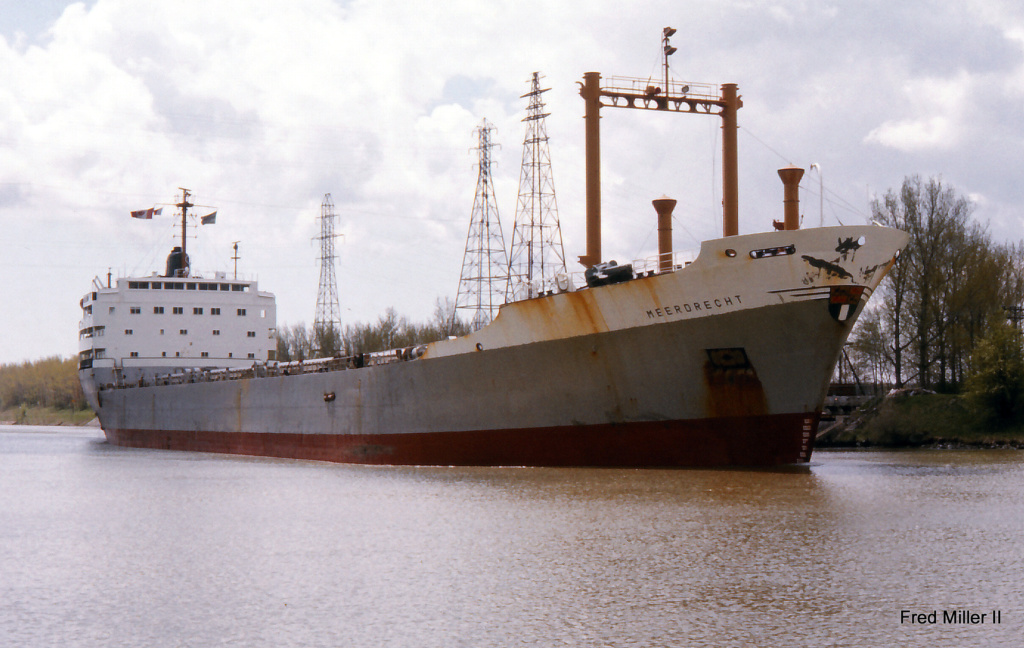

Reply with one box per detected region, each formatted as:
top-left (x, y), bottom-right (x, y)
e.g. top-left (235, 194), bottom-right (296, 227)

top-left (600, 75), bottom-right (719, 102)
top-left (106, 344), bottom-right (428, 391)
top-left (509, 248), bottom-right (696, 300)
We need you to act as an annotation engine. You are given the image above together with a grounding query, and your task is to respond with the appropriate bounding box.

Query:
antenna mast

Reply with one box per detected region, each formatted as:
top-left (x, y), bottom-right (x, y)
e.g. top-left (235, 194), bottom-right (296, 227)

top-left (507, 72), bottom-right (566, 301)
top-left (577, 27), bottom-right (743, 266)
top-left (176, 187), bottom-right (193, 260)
top-left (314, 194), bottom-right (342, 350)
top-left (454, 119), bottom-right (510, 331)
top-left (231, 241), bottom-right (240, 280)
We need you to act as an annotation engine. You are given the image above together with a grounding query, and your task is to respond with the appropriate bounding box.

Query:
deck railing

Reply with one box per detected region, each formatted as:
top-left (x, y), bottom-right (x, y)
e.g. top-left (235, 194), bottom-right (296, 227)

top-left (509, 248), bottom-right (695, 300)
top-left (104, 248), bottom-right (697, 392)
top-left (107, 346), bottom-right (425, 391)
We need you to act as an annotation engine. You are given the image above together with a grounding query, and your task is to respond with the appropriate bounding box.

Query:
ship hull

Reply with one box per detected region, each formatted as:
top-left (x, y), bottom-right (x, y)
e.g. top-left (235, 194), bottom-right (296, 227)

top-left (103, 412), bottom-right (817, 467)
top-left (86, 225), bottom-right (908, 468)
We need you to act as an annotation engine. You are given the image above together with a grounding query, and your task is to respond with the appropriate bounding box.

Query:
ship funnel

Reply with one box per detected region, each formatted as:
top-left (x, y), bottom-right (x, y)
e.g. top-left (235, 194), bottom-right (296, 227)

top-left (778, 166), bottom-right (805, 231)
top-left (164, 246), bottom-right (190, 278)
top-left (652, 195), bottom-right (677, 272)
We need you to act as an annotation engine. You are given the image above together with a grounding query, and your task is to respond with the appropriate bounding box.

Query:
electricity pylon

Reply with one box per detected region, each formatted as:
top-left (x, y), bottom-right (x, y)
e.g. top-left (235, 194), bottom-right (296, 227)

top-left (313, 193), bottom-right (342, 354)
top-left (454, 120), bottom-right (509, 331)
top-left (507, 72), bottom-right (566, 300)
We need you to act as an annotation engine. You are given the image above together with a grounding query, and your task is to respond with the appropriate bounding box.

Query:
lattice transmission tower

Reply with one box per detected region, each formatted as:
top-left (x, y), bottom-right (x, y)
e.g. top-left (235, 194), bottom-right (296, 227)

top-left (314, 193), bottom-right (342, 353)
top-left (507, 71), bottom-right (566, 301)
top-left (454, 119), bottom-right (509, 331)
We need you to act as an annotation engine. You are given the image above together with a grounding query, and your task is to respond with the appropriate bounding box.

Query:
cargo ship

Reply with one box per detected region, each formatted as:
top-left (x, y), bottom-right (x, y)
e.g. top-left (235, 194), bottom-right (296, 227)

top-left (78, 68), bottom-right (908, 467)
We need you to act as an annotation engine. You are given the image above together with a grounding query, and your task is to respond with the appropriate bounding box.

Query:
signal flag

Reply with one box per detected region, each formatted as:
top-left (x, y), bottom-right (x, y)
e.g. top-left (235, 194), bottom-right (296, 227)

top-left (129, 207), bottom-right (163, 219)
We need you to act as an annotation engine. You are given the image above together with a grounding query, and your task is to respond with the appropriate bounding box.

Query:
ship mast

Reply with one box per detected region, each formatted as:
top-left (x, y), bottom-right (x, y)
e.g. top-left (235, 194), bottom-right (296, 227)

top-left (577, 27), bottom-right (742, 267)
top-left (177, 187), bottom-right (193, 262)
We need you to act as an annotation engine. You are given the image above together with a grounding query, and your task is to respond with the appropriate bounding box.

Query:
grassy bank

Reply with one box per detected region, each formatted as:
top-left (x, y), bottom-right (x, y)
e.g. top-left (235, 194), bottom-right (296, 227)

top-left (818, 392), bottom-right (1024, 448)
top-left (0, 405), bottom-right (96, 427)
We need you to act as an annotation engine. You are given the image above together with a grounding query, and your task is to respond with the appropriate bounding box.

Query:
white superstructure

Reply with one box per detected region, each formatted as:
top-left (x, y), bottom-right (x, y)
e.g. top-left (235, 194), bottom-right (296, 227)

top-left (78, 262), bottom-right (276, 409)
top-left (77, 189), bottom-right (277, 410)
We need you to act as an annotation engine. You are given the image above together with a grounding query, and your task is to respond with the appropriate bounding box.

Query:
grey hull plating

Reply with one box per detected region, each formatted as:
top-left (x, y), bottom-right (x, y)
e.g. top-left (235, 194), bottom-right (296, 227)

top-left (87, 226), bottom-right (909, 467)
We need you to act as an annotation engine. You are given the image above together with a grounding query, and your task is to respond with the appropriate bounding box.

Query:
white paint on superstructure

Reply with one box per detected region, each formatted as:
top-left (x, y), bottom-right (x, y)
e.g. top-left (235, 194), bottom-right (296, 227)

top-left (78, 269), bottom-right (276, 395)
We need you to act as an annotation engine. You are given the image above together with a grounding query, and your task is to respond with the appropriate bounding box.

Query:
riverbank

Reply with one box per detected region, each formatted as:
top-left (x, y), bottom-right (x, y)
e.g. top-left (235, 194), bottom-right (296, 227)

top-left (817, 392), bottom-right (1024, 448)
top-left (0, 405), bottom-right (96, 426)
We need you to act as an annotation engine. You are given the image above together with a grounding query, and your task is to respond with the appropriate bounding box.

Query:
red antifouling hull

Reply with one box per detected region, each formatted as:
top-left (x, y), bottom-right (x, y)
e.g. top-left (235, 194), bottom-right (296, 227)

top-left (105, 412), bottom-right (819, 467)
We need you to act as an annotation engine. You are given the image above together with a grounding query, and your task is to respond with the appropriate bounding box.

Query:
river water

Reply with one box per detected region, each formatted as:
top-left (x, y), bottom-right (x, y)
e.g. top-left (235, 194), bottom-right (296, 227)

top-left (1, 425), bottom-right (1020, 647)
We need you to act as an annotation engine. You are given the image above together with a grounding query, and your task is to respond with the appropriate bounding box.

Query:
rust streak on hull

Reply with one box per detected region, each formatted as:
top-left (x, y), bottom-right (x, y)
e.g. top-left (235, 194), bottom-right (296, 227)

top-left (86, 225), bottom-right (907, 468)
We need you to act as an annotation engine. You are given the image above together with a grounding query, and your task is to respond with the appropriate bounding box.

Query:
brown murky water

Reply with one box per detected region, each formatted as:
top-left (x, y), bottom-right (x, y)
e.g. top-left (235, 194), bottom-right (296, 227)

top-left (2, 425), bottom-right (1020, 647)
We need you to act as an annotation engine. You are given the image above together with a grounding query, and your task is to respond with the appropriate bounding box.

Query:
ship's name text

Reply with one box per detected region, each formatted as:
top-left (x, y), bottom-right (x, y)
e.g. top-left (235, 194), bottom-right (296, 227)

top-left (646, 295), bottom-right (742, 319)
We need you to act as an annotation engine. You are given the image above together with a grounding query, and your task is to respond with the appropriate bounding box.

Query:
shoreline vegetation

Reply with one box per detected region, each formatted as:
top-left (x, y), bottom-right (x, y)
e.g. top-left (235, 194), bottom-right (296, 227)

top-left (817, 392), bottom-right (1024, 449)
top-left (0, 356), bottom-right (92, 426)
top-left (819, 175), bottom-right (1024, 450)
top-left (0, 405), bottom-right (96, 427)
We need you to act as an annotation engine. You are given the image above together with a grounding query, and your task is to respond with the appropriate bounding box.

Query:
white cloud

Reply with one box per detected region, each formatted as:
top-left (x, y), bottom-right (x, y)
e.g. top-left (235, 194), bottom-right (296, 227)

top-left (866, 116), bottom-right (957, 152)
top-left (865, 72), bottom-right (973, 152)
top-left (2, 0), bottom-right (1024, 363)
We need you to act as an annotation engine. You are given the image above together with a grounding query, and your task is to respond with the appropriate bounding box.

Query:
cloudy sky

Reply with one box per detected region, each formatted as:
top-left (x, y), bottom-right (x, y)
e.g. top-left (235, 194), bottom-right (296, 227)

top-left (1, 0), bottom-right (1023, 365)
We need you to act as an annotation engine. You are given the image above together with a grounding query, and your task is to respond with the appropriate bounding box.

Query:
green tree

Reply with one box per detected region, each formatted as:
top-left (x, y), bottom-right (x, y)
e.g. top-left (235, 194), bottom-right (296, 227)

top-left (964, 321), bottom-right (1024, 423)
top-left (313, 323), bottom-right (342, 358)
top-left (274, 323), bottom-right (314, 362)
top-left (275, 298), bottom-right (472, 361)
top-left (865, 175), bottom-right (1014, 391)
top-left (0, 356), bottom-right (87, 411)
